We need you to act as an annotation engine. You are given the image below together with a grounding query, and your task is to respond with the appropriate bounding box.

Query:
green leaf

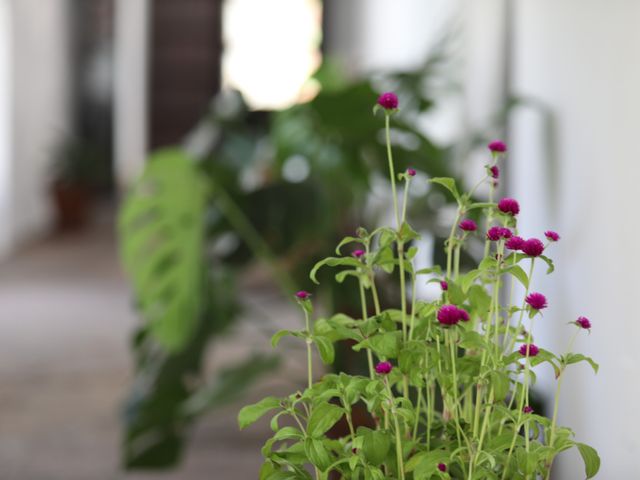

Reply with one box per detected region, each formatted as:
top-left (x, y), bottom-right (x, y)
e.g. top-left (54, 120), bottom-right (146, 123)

top-left (238, 396), bottom-right (281, 430)
top-left (504, 264), bottom-right (529, 289)
top-left (314, 336), bottom-right (335, 364)
top-left (399, 221), bottom-right (420, 242)
top-left (304, 438), bottom-right (334, 471)
top-left (467, 202), bottom-right (496, 211)
top-left (307, 403), bottom-right (344, 437)
top-left (273, 426), bottom-right (303, 441)
top-left (564, 353), bottom-right (599, 374)
top-left (119, 148), bottom-right (208, 351)
top-left (576, 442), bottom-right (600, 478)
top-left (309, 257), bottom-right (362, 284)
top-left (271, 329), bottom-right (294, 348)
top-left (539, 255), bottom-right (555, 274)
top-left (468, 285), bottom-right (492, 316)
top-left (362, 331), bottom-right (402, 358)
top-left (447, 281), bottom-right (466, 305)
top-left (415, 265), bottom-right (442, 276)
top-left (489, 370), bottom-right (511, 401)
top-left (335, 235), bottom-right (362, 254)
top-left (460, 269), bottom-right (482, 293)
top-left (429, 177), bottom-right (460, 202)
top-left (361, 429), bottom-right (391, 466)
top-left (405, 449), bottom-right (449, 474)
top-left (372, 246), bottom-right (395, 274)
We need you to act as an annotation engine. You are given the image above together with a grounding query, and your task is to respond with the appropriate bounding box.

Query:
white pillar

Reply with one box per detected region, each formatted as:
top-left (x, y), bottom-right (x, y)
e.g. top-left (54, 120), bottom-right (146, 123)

top-left (0, 0), bottom-right (11, 257)
top-left (9, 0), bottom-right (72, 248)
top-left (114, 0), bottom-right (149, 190)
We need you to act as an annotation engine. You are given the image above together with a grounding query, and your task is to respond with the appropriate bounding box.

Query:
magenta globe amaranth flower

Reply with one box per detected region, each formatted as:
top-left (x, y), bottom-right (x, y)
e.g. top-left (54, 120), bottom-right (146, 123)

top-left (440, 280), bottom-right (448, 291)
top-left (498, 197), bottom-right (520, 216)
top-left (437, 305), bottom-right (468, 325)
top-left (523, 406), bottom-right (534, 414)
top-left (406, 168), bottom-right (416, 177)
top-left (377, 92), bottom-right (398, 110)
top-left (487, 226), bottom-right (512, 241)
top-left (522, 238), bottom-right (545, 257)
top-left (437, 463), bottom-right (447, 472)
top-left (459, 219), bottom-right (478, 232)
top-left (519, 343), bottom-right (540, 357)
top-left (506, 235), bottom-right (525, 251)
top-left (295, 290), bottom-right (311, 300)
top-left (545, 230), bottom-right (560, 242)
top-left (352, 249), bottom-right (365, 258)
top-left (489, 165), bottom-right (500, 179)
top-left (375, 361), bottom-right (393, 375)
top-left (576, 316), bottom-right (592, 330)
top-left (525, 292), bottom-right (548, 310)
top-left (437, 305), bottom-right (461, 326)
top-left (488, 140), bottom-right (507, 153)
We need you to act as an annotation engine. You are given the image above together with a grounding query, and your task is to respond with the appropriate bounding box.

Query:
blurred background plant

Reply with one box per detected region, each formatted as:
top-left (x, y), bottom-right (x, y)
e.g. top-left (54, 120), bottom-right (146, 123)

top-left (118, 52), bottom-right (508, 468)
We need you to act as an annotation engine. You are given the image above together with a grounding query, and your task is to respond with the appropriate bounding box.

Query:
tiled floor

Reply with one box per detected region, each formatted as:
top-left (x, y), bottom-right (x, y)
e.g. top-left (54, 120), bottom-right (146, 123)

top-left (0, 219), bottom-right (303, 479)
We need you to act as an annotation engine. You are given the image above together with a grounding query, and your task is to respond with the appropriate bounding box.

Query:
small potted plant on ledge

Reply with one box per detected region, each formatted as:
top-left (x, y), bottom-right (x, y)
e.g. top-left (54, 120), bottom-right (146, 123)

top-left (239, 92), bottom-right (599, 479)
top-left (50, 137), bottom-right (109, 230)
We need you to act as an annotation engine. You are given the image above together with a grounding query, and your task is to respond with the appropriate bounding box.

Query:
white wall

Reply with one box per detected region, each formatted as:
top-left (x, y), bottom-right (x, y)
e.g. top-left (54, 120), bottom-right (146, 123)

top-left (7, 0), bottom-right (72, 249)
top-left (511, 1), bottom-right (640, 477)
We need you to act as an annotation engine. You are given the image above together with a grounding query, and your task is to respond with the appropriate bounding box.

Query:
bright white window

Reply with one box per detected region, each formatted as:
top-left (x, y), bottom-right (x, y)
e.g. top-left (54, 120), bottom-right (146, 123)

top-left (222, 0), bottom-right (322, 110)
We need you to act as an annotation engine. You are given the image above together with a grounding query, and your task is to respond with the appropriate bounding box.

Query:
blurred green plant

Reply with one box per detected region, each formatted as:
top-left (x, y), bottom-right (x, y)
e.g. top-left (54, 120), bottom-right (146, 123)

top-left (118, 54), bottom-right (504, 468)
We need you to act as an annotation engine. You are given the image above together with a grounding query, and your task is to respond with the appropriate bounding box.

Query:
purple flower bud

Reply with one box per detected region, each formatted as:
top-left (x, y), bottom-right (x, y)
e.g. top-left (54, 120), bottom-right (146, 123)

top-left (498, 197), bottom-right (520, 216)
top-left (506, 235), bottom-right (525, 251)
top-left (545, 230), bottom-right (560, 242)
top-left (522, 238), bottom-right (545, 257)
top-left (375, 361), bottom-right (393, 375)
top-left (519, 343), bottom-right (540, 357)
top-left (295, 290), bottom-right (311, 300)
top-left (437, 463), bottom-right (447, 472)
top-left (440, 280), bottom-right (448, 291)
top-left (458, 307), bottom-right (470, 322)
top-left (576, 316), bottom-right (592, 330)
top-left (459, 219), bottom-right (478, 232)
top-left (488, 140), bottom-right (507, 153)
top-left (523, 406), bottom-right (534, 414)
top-left (377, 92), bottom-right (398, 110)
top-left (489, 165), bottom-right (500, 179)
top-left (525, 292), bottom-right (548, 310)
top-left (352, 249), bottom-right (365, 258)
top-left (406, 168), bottom-right (416, 177)
top-left (437, 304), bottom-right (463, 326)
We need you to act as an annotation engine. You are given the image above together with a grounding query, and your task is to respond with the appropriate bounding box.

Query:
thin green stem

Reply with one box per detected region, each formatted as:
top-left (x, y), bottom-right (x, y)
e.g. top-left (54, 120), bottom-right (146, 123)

top-left (401, 177), bottom-right (411, 225)
top-left (385, 379), bottom-right (405, 480)
top-left (545, 330), bottom-right (580, 480)
top-left (358, 279), bottom-right (375, 379)
top-left (384, 114), bottom-right (400, 230)
top-left (304, 309), bottom-right (313, 390)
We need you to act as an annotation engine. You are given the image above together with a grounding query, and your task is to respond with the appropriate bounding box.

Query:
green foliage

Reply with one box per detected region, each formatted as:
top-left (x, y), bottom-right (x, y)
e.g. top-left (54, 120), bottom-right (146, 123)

top-left (119, 149), bottom-right (208, 351)
top-left (241, 103), bottom-right (600, 480)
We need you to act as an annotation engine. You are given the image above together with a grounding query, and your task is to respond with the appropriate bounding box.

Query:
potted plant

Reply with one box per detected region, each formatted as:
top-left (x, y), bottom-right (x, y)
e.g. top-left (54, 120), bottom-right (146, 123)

top-left (50, 137), bottom-right (108, 229)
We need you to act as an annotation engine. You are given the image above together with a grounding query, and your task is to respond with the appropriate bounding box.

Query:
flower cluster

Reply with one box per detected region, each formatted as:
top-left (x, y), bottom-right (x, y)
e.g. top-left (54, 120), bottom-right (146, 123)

top-left (241, 93), bottom-right (599, 480)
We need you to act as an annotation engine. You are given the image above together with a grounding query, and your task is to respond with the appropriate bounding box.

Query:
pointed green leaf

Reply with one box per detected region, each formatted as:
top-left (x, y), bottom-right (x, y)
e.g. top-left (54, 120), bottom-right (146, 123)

top-left (238, 396), bottom-right (281, 429)
top-left (307, 403), bottom-right (344, 437)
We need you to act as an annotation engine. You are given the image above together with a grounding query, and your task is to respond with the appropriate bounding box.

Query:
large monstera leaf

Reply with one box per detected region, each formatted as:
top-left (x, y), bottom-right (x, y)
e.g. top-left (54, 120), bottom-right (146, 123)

top-left (119, 148), bottom-right (208, 351)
